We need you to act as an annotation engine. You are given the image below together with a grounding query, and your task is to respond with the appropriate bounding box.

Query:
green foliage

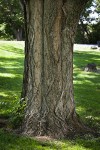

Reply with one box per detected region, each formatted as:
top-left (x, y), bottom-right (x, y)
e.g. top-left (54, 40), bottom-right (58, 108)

top-left (75, 22), bottom-right (100, 44)
top-left (0, 0), bottom-right (24, 40)
top-left (80, 0), bottom-right (93, 23)
top-left (95, 0), bottom-right (100, 14)
top-left (0, 23), bottom-right (13, 40)
top-left (9, 101), bottom-right (26, 129)
top-left (75, 0), bottom-right (100, 44)
top-left (75, 24), bottom-right (88, 44)
top-left (89, 22), bottom-right (100, 43)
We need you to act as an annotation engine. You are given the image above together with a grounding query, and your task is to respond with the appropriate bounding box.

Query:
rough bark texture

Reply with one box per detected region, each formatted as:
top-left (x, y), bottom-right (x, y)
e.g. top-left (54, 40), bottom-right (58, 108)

top-left (22, 0), bottom-right (89, 138)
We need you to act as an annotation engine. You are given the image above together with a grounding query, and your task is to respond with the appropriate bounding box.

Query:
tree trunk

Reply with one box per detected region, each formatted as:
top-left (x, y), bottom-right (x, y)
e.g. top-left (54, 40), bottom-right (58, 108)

top-left (13, 28), bottom-right (23, 41)
top-left (22, 0), bottom-right (89, 138)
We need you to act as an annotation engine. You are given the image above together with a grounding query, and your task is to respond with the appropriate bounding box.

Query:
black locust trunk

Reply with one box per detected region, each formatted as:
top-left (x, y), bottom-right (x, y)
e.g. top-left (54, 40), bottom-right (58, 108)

top-left (22, 0), bottom-right (89, 138)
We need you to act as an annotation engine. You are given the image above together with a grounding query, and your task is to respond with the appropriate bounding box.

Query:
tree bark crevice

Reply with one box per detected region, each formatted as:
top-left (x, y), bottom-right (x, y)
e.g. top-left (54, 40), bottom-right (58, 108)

top-left (22, 0), bottom-right (90, 138)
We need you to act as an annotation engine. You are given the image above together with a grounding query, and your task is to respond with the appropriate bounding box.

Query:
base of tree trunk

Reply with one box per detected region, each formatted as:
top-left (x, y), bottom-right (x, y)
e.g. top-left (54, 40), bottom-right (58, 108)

top-left (22, 112), bottom-right (91, 139)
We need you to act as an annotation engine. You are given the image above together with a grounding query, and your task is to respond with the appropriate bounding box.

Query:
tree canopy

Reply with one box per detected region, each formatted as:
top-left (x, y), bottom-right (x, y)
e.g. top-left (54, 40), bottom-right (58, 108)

top-left (75, 0), bottom-right (100, 44)
top-left (0, 0), bottom-right (99, 43)
top-left (0, 0), bottom-right (24, 40)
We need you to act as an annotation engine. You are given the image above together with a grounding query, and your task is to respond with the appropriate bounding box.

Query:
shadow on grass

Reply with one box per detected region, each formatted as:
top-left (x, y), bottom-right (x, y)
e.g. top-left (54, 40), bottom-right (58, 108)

top-left (0, 130), bottom-right (57, 150)
top-left (0, 57), bottom-right (24, 92)
top-left (0, 129), bottom-right (100, 150)
top-left (73, 51), bottom-right (100, 69)
top-left (0, 56), bottom-right (24, 116)
top-left (0, 57), bottom-right (24, 68)
top-left (73, 51), bottom-right (100, 131)
top-left (0, 75), bottom-right (23, 115)
top-left (0, 76), bottom-right (23, 91)
top-left (0, 44), bottom-right (24, 54)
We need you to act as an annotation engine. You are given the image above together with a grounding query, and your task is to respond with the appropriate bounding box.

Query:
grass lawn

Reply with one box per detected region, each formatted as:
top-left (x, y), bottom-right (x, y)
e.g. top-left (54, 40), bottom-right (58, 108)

top-left (0, 41), bottom-right (100, 149)
top-left (73, 49), bottom-right (100, 130)
top-left (0, 129), bottom-right (100, 150)
top-left (0, 41), bottom-right (24, 116)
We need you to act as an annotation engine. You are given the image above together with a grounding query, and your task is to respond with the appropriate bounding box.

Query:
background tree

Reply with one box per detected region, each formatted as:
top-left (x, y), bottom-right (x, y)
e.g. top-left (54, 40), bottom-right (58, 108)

top-left (75, 0), bottom-right (100, 44)
top-left (0, 0), bottom-right (24, 40)
top-left (21, 0), bottom-right (90, 138)
top-left (95, 0), bottom-right (100, 16)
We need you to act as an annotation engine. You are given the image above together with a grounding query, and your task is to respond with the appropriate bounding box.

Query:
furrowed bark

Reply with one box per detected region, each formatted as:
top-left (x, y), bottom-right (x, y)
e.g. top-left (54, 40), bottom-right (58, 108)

top-left (22, 0), bottom-right (90, 138)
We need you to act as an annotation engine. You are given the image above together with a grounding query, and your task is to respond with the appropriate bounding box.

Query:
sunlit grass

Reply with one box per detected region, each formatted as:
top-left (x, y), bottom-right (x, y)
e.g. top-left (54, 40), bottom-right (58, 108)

top-left (0, 42), bottom-right (24, 116)
top-left (73, 49), bottom-right (100, 130)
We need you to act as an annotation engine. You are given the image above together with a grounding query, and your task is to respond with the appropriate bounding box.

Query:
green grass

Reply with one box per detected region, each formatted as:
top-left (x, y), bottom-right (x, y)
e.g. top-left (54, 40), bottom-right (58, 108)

top-left (0, 129), bottom-right (100, 150)
top-left (73, 50), bottom-right (100, 130)
top-left (0, 41), bottom-right (24, 116)
top-left (0, 42), bottom-right (100, 149)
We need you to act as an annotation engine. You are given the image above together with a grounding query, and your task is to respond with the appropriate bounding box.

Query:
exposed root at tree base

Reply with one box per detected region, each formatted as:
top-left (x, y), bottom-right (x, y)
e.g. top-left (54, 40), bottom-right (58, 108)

top-left (64, 113), bottom-right (100, 140)
top-left (21, 112), bottom-right (99, 139)
top-left (22, 121), bottom-right (99, 140)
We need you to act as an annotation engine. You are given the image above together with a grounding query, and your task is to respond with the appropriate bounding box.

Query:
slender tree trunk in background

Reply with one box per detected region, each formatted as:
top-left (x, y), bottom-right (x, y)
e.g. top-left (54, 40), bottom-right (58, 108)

top-left (80, 19), bottom-right (90, 43)
top-left (22, 0), bottom-right (89, 138)
top-left (14, 28), bottom-right (23, 41)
